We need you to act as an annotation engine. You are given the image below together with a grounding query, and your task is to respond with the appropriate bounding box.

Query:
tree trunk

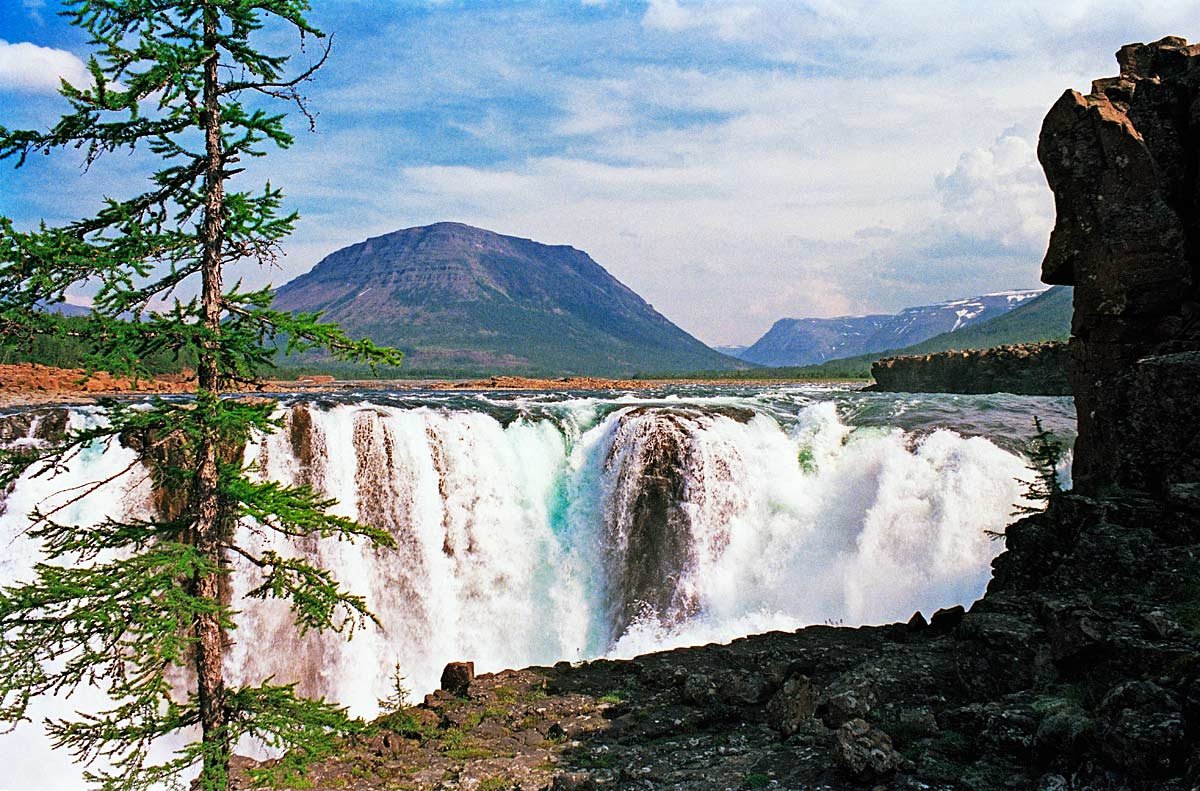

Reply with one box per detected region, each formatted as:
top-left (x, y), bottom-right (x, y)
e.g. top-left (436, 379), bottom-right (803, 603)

top-left (194, 4), bottom-right (230, 788)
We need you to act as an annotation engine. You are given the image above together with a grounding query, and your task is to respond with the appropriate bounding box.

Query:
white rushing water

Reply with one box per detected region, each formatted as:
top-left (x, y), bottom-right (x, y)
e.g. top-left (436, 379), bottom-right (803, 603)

top-left (0, 388), bottom-right (1066, 789)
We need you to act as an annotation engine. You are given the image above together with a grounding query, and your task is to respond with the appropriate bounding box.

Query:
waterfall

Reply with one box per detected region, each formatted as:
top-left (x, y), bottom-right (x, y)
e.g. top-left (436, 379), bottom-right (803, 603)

top-left (0, 390), bottom-right (1046, 789)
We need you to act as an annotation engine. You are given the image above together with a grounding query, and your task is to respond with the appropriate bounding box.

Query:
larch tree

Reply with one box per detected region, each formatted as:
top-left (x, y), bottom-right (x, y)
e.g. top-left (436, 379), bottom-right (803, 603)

top-left (0, 1), bottom-right (403, 789)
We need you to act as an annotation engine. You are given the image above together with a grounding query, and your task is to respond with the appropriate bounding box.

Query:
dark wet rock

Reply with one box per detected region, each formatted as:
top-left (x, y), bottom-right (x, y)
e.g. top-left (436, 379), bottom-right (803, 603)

top-left (0, 407), bottom-right (69, 443)
top-left (820, 678), bottom-right (878, 728)
top-left (1040, 598), bottom-right (1105, 664)
top-left (906, 611), bottom-right (927, 631)
top-left (928, 605), bottom-right (965, 633)
top-left (601, 409), bottom-right (697, 638)
top-left (870, 341), bottom-right (1071, 395)
top-left (550, 773), bottom-right (596, 791)
top-left (1098, 680), bottom-right (1187, 776)
top-left (1167, 481), bottom-right (1200, 510)
top-left (765, 674), bottom-right (818, 736)
top-left (833, 718), bottom-right (903, 777)
top-left (1122, 351), bottom-right (1200, 492)
top-left (440, 661), bottom-right (474, 697)
top-left (681, 668), bottom-right (766, 707)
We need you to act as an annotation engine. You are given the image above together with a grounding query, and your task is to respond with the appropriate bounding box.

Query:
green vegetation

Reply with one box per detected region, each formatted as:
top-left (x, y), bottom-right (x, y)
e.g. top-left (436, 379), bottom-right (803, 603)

top-left (1015, 417), bottom-right (1066, 515)
top-left (0, 2), bottom-right (401, 790)
top-left (1, 314), bottom-right (195, 374)
top-left (378, 663), bottom-right (414, 714)
top-left (477, 779), bottom-right (515, 791)
top-left (674, 285), bottom-right (1071, 382)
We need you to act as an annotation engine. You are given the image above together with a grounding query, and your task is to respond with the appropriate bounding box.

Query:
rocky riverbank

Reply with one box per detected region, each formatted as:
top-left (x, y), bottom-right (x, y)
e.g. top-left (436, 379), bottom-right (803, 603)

top-left (869, 342), bottom-right (1070, 395)
top-left (238, 488), bottom-right (1200, 791)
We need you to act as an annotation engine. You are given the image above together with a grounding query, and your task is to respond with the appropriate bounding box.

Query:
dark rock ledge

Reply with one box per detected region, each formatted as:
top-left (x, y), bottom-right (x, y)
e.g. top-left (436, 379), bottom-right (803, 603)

top-left (868, 341), bottom-right (1071, 396)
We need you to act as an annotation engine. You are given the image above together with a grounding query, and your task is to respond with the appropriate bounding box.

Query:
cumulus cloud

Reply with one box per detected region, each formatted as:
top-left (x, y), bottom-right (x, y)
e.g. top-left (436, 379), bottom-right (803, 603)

top-left (0, 40), bottom-right (89, 93)
top-left (933, 131), bottom-right (1053, 257)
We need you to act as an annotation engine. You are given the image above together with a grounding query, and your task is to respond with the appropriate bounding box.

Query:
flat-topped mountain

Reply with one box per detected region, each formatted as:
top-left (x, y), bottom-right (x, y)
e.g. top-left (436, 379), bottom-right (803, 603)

top-left (273, 223), bottom-right (744, 376)
top-left (739, 289), bottom-right (1046, 367)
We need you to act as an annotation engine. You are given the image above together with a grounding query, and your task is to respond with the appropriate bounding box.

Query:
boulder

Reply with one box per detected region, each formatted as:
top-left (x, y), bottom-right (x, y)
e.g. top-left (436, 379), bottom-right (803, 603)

top-left (440, 661), bottom-right (474, 697)
top-left (929, 605), bottom-right (965, 634)
top-left (1097, 680), bottom-right (1186, 776)
top-left (833, 718), bottom-right (903, 777)
top-left (765, 674), bottom-right (818, 736)
top-left (906, 611), bottom-right (928, 631)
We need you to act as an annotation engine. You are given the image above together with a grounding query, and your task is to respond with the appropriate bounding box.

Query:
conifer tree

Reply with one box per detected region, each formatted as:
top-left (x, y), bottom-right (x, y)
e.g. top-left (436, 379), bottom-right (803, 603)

top-left (0, 2), bottom-right (402, 789)
top-left (1014, 416), bottom-right (1065, 514)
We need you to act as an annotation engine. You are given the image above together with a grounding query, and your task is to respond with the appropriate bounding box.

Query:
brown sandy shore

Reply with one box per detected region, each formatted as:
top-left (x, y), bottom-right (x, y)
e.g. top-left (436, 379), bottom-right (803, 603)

top-left (0, 363), bottom-right (864, 409)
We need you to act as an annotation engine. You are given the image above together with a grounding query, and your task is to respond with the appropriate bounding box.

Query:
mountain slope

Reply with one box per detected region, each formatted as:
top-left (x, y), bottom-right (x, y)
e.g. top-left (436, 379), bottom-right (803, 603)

top-left (885, 284), bottom-right (1071, 357)
top-left (780, 285), bottom-right (1073, 379)
top-left (739, 290), bottom-right (1045, 366)
top-left (273, 223), bottom-right (744, 376)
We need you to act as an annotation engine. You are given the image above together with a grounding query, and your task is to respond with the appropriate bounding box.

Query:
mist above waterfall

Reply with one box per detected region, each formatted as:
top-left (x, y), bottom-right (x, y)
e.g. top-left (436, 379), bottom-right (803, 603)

top-left (0, 385), bottom-right (1074, 790)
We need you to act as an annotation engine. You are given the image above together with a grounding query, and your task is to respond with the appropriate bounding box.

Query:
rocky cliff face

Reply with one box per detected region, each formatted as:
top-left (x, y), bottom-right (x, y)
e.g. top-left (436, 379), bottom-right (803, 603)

top-left (868, 342), bottom-right (1071, 395)
top-left (1038, 36), bottom-right (1200, 494)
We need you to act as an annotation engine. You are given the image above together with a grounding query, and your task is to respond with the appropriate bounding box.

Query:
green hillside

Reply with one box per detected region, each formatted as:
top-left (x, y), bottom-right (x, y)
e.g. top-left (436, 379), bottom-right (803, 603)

top-left (683, 286), bottom-right (1072, 381)
top-left (274, 223), bottom-right (746, 377)
top-left (889, 285), bottom-right (1070, 355)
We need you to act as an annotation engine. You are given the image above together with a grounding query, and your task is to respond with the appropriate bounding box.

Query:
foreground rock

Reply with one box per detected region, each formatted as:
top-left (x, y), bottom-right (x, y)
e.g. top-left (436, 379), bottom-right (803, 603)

top-left (237, 491), bottom-right (1200, 790)
top-left (1039, 36), bottom-right (1200, 495)
top-left (868, 341), bottom-right (1070, 395)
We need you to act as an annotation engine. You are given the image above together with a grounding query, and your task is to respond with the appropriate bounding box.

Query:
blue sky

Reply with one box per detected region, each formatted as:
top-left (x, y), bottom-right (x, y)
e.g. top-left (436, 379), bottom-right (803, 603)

top-left (0, 1), bottom-right (1196, 344)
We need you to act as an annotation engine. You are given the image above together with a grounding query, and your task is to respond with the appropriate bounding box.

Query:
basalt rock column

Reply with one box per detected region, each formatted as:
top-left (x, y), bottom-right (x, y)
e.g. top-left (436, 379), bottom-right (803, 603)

top-left (1038, 36), bottom-right (1200, 494)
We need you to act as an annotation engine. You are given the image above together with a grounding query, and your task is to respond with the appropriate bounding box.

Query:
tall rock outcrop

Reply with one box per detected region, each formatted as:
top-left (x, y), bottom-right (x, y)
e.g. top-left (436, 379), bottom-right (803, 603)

top-left (1039, 36), bottom-right (1200, 494)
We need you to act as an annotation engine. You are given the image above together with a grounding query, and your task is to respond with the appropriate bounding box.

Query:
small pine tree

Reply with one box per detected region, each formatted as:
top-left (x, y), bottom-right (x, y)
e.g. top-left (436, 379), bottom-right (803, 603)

top-left (377, 662), bottom-right (413, 714)
top-left (0, 2), bottom-right (403, 790)
top-left (1015, 416), bottom-right (1066, 514)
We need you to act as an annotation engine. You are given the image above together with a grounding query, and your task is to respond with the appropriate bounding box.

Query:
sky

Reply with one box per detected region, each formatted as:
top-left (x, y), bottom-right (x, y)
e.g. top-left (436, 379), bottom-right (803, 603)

top-left (0, 1), bottom-right (1196, 346)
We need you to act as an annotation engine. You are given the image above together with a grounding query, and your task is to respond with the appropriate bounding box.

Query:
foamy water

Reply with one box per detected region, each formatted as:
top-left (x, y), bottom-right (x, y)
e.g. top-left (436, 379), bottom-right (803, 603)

top-left (0, 385), bottom-right (1074, 789)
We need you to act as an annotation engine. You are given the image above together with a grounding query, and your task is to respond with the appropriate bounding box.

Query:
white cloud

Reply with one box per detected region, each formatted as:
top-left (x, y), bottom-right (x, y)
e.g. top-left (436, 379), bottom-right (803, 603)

top-left (934, 132), bottom-right (1052, 255)
top-left (642, 0), bottom-right (760, 39)
top-left (0, 40), bottom-right (89, 93)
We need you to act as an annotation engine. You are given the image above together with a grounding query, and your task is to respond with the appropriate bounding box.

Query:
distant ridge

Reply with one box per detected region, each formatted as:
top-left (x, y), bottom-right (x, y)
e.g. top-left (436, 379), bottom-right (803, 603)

top-left (739, 289), bottom-right (1046, 367)
top-left (273, 223), bottom-right (745, 376)
top-left (781, 285), bottom-right (1073, 379)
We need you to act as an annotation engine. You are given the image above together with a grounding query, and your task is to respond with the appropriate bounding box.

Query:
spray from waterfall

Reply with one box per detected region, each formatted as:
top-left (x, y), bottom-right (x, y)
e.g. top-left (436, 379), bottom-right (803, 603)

top-left (0, 389), bottom-right (1058, 790)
